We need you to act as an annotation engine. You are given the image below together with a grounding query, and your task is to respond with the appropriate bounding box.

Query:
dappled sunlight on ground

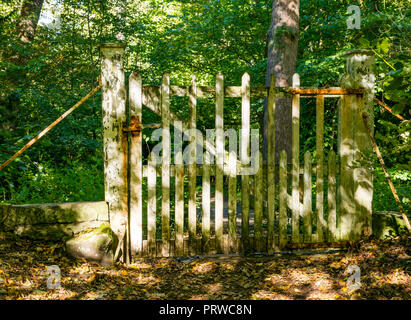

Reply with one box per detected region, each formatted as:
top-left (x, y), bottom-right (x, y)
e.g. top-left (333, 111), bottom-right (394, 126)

top-left (0, 233), bottom-right (409, 300)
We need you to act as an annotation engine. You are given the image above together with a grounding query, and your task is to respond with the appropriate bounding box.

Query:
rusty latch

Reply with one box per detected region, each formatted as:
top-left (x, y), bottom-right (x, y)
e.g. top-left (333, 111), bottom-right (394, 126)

top-left (122, 117), bottom-right (142, 136)
top-left (122, 117), bottom-right (161, 136)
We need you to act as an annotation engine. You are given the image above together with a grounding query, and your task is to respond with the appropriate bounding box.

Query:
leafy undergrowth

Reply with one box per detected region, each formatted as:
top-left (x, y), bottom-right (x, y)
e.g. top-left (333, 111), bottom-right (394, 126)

top-left (0, 233), bottom-right (409, 300)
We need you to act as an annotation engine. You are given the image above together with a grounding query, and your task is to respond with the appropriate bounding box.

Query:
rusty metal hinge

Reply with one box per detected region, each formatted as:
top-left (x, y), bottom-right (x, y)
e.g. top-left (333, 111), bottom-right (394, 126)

top-left (122, 120), bottom-right (161, 135)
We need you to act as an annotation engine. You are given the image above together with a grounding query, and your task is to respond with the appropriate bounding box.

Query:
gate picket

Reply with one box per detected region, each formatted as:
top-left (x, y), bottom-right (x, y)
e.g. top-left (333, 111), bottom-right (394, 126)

top-left (188, 75), bottom-right (197, 255)
top-left (254, 151), bottom-right (263, 252)
top-left (303, 151), bottom-right (312, 243)
top-left (328, 150), bottom-right (337, 242)
top-left (228, 132), bottom-right (237, 253)
top-left (174, 120), bottom-right (184, 256)
top-left (147, 153), bottom-right (157, 257)
top-left (161, 73), bottom-right (170, 256)
top-left (279, 150), bottom-right (288, 249)
top-left (241, 73), bottom-right (250, 253)
top-left (215, 72), bottom-right (224, 253)
top-left (316, 94), bottom-right (325, 242)
top-left (202, 150), bottom-right (211, 253)
top-left (291, 73), bottom-right (300, 243)
top-left (129, 72), bottom-right (143, 256)
top-left (267, 75), bottom-right (276, 252)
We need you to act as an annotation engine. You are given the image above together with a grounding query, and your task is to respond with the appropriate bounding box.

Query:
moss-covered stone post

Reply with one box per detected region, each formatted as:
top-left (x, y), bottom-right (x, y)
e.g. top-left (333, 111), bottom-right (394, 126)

top-left (99, 43), bottom-right (127, 258)
top-left (339, 49), bottom-right (375, 240)
top-left (347, 49), bottom-right (375, 238)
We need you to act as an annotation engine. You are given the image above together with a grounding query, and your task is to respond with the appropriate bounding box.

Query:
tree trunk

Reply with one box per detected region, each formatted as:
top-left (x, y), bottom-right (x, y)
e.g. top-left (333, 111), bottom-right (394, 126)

top-left (6, 0), bottom-right (44, 79)
top-left (17, 0), bottom-right (45, 43)
top-left (0, 0), bottom-right (44, 131)
top-left (263, 0), bottom-right (300, 162)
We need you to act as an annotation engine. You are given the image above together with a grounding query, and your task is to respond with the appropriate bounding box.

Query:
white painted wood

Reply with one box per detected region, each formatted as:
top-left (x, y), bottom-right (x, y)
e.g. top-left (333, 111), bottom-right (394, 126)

top-left (267, 75), bottom-right (276, 251)
top-left (303, 151), bottom-right (312, 243)
top-left (328, 150), bottom-right (337, 242)
top-left (188, 75), bottom-right (197, 254)
top-left (129, 72), bottom-right (143, 255)
top-left (316, 94), bottom-right (325, 242)
top-left (174, 120), bottom-right (184, 256)
top-left (161, 73), bottom-right (170, 256)
top-left (215, 72), bottom-right (224, 253)
top-left (292, 73), bottom-right (300, 243)
top-left (241, 73), bottom-right (251, 252)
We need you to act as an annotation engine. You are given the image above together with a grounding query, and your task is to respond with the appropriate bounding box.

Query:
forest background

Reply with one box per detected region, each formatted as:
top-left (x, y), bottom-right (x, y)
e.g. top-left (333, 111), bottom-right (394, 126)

top-left (0, 0), bottom-right (409, 214)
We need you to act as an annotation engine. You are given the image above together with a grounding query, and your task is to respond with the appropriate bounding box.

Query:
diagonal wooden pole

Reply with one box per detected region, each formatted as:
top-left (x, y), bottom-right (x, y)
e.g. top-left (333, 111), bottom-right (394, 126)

top-left (362, 113), bottom-right (411, 233)
top-left (0, 79), bottom-right (102, 172)
top-left (374, 98), bottom-right (406, 121)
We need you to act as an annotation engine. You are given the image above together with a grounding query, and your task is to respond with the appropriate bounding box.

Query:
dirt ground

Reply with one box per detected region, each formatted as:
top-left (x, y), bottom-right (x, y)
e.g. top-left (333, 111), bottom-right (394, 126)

top-left (0, 232), bottom-right (409, 300)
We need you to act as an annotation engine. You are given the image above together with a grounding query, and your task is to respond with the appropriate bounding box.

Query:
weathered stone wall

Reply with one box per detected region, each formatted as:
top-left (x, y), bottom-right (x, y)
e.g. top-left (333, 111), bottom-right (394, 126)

top-left (0, 201), bottom-right (109, 240)
top-left (372, 211), bottom-right (409, 240)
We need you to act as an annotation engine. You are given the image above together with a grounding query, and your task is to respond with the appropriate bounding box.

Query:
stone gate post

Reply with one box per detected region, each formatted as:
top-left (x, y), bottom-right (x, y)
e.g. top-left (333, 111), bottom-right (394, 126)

top-left (99, 43), bottom-right (128, 256)
top-left (339, 49), bottom-right (375, 240)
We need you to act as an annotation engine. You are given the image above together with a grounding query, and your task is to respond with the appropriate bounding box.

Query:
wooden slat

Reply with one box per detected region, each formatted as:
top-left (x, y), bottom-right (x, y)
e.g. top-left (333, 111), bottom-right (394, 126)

top-left (141, 163), bottom-right (337, 178)
top-left (202, 153), bottom-right (211, 254)
top-left (188, 76), bottom-right (197, 255)
top-left (303, 151), bottom-right (312, 243)
top-left (171, 85), bottom-right (268, 98)
top-left (129, 72), bottom-right (143, 256)
top-left (228, 131), bottom-right (237, 253)
top-left (279, 150), bottom-right (288, 249)
top-left (291, 74), bottom-right (300, 243)
top-left (161, 73), bottom-right (170, 256)
top-left (174, 120), bottom-right (184, 256)
top-left (254, 151), bottom-right (263, 252)
top-left (241, 73), bottom-right (250, 253)
top-left (316, 94), bottom-right (325, 242)
top-left (147, 154), bottom-right (157, 257)
top-left (215, 73), bottom-right (224, 253)
top-left (328, 150), bottom-right (337, 242)
top-left (143, 85), bottom-right (363, 101)
top-left (267, 74), bottom-right (276, 252)
top-left (142, 239), bottom-right (148, 257)
top-left (142, 86), bottom-right (261, 172)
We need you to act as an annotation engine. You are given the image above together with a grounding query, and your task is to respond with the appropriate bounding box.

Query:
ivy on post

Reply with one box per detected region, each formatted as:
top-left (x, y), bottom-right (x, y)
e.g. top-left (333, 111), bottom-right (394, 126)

top-left (99, 43), bottom-right (128, 262)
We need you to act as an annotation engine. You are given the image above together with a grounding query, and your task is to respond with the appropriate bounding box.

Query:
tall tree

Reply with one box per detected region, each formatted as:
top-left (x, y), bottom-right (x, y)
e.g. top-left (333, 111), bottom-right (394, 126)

top-left (17, 0), bottom-right (45, 43)
top-left (0, 0), bottom-right (44, 131)
top-left (4, 0), bottom-right (45, 82)
top-left (264, 0), bottom-right (300, 161)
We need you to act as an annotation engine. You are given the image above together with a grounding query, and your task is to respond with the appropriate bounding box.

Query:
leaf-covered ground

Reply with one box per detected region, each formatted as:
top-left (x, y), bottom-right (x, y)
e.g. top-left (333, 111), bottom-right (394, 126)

top-left (0, 233), bottom-right (409, 300)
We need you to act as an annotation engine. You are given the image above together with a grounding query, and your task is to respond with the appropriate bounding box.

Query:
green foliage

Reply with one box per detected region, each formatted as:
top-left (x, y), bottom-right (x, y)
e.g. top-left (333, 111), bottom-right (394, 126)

top-left (375, 119), bottom-right (410, 168)
top-left (373, 167), bottom-right (411, 214)
top-left (0, 157), bottom-right (104, 204)
top-left (0, 0), bottom-right (409, 207)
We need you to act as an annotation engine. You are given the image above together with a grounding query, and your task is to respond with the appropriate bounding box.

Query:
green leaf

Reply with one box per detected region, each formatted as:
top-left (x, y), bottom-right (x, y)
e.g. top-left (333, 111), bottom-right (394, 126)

top-left (358, 37), bottom-right (370, 48)
top-left (392, 104), bottom-right (405, 115)
top-left (379, 38), bottom-right (390, 54)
